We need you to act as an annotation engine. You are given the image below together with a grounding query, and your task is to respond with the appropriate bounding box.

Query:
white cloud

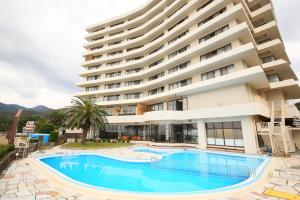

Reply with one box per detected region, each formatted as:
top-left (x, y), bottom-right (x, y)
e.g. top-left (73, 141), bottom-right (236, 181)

top-left (0, 0), bottom-right (148, 108)
top-left (0, 0), bottom-right (299, 108)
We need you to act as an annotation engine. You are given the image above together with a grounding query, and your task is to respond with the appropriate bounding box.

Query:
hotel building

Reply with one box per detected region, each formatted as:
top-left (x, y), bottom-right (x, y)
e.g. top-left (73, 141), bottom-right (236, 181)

top-left (76, 0), bottom-right (300, 154)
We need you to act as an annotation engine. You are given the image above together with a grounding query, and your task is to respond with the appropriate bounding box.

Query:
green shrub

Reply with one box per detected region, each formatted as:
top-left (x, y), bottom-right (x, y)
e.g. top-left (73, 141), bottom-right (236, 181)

top-left (0, 145), bottom-right (14, 159)
top-left (30, 138), bottom-right (40, 143)
top-left (49, 131), bottom-right (59, 143)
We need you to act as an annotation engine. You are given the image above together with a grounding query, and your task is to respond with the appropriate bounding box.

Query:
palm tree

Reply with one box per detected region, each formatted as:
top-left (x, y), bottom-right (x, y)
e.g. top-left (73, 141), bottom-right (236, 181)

top-left (65, 97), bottom-right (108, 144)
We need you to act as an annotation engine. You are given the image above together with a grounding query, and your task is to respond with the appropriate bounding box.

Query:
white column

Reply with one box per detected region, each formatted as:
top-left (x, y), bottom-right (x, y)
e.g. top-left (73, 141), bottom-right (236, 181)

top-left (165, 124), bottom-right (170, 142)
top-left (241, 116), bottom-right (259, 154)
top-left (143, 125), bottom-right (146, 141)
top-left (197, 120), bottom-right (206, 150)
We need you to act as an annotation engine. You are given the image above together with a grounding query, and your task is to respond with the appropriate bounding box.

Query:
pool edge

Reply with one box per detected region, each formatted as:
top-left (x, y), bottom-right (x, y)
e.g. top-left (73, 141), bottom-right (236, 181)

top-left (27, 152), bottom-right (276, 200)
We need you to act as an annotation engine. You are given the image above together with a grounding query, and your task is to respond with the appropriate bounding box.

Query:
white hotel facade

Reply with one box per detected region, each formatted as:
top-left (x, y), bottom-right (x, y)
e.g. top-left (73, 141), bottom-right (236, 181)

top-left (76, 0), bottom-right (300, 154)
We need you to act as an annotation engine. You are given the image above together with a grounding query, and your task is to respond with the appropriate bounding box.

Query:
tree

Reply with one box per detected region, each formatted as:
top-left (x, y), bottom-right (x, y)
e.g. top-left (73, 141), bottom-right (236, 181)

top-left (295, 102), bottom-right (300, 111)
top-left (47, 109), bottom-right (67, 129)
top-left (0, 114), bottom-right (13, 132)
top-left (65, 97), bottom-right (108, 144)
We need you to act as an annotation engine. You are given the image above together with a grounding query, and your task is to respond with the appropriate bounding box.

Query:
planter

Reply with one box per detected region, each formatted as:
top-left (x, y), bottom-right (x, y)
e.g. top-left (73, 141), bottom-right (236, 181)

top-left (0, 150), bottom-right (16, 174)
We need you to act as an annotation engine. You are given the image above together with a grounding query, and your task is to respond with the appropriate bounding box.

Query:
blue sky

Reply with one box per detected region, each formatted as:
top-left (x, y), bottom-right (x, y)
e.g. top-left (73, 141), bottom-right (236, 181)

top-left (0, 0), bottom-right (299, 108)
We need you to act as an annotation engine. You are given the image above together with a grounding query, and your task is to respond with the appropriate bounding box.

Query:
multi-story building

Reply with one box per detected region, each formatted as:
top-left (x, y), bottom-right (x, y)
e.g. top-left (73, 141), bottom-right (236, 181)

top-left (76, 0), bottom-right (300, 154)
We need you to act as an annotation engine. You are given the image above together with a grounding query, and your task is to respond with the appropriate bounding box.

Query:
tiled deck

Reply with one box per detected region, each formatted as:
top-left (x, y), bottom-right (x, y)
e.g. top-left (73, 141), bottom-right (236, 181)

top-left (0, 146), bottom-right (299, 200)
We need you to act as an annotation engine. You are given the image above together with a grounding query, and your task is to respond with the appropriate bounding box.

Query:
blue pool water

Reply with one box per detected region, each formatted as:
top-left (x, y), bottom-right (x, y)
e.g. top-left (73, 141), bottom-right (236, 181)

top-left (40, 151), bottom-right (266, 193)
top-left (133, 148), bottom-right (169, 155)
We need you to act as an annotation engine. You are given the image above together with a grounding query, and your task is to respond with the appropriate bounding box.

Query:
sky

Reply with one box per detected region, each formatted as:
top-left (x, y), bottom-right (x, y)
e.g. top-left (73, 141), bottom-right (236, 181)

top-left (0, 0), bottom-right (299, 109)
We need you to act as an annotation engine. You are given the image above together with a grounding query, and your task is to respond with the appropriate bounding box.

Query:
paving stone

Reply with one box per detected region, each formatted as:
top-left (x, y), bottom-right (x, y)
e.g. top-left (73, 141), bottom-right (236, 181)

top-left (16, 190), bottom-right (32, 197)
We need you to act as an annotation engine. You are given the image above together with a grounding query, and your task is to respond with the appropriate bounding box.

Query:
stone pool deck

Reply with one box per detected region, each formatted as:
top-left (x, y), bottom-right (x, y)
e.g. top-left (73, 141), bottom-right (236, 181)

top-left (0, 146), bottom-right (299, 200)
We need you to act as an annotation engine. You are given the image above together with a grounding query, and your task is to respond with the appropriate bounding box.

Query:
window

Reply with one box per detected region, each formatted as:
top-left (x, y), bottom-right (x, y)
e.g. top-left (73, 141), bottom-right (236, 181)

top-left (169, 61), bottom-right (190, 74)
top-left (125, 80), bottom-right (142, 86)
top-left (106, 71), bottom-right (121, 78)
top-left (199, 25), bottom-right (229, 44)
top-left (126, 67), bottom-right (143, 74)
top-left (126, 56), bottom-right (143, 62)
top-left (257, 38), bottom-right (272, 45)
top-left (105, 107), bottom-right (113, 116)
top-left (167, 99), bottom-right (183, 111)
top-left (200, 44), bottom-right (232, 61)
top-left (104, 95), bottom-right (120, 101)
top-left (122, 105), bottom-right (136, 115)
top-left (201, 64), bottom-right (234, 81)
top-left (87, 75), bottom-right (100, 81)
top-left (125, 93), bottom-right (141, 99)
top-left (147, 103), bottom-right (164, 111)
top-left (206, 121), bottom-right (244, 147)
top-left (149, 45), bottom-right (164, 55)
top-left (107, 50), bottom-right (123, 56)
top-left (149, 58), bottom-right (164, 68)
top-left (168, 30), bottom-right (189, 45)
top-left (261, 55), bottom-right (276, 63)
top-left (267, 74), bottom-right (280, 83)
top-left (108, 41), bottom-right (122, 46)
top-left (107, 61), bottom-right (122, 66)
top-left (168, 16), bottom-right (188, 32)
top-left (148, 87), bottom-right (164, 96)
top-left (169, 78), bottom-right (192, 90)
top-left (110, 21), bottom-right (124, 27)
top-left (94, 55), bottom-right (102, 59)
top-left (198, 7), bottom-right (226, 27)
top-left (168, 45), bottom-right (190, 59)
top-left (128, 26), bottom-right (138, 31)
top-left (197, 0), bottom-right (214, 11)
top-left (105, 83), bottom-right (120, 89)
top-left (127, 45), bottom-right (143, 52)
top-left (128, 35), bottom-right (143, 41)
top-left (109, 31), bottom-right (124, 37)
top-left (91, 27), bottom-right (104, 33)
top-left (88, 65), bottom-right (101, 70)
top-left (150, 33), bottom-right (164, 43)
top-left (149, 72), bottom-right (165, 81)
top-left (91, 45), bottom-right (103, 51)
top-left (91, 36), bottom-right (104, 42)
top-left (86, 86), bottom-right (98, 92)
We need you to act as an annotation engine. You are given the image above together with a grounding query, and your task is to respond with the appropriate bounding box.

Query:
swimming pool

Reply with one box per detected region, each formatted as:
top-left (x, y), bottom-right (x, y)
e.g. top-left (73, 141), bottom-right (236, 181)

top-left (39, 150), bottom-right (269, 194)
top-left (133, 147), bottom-right (172, 155)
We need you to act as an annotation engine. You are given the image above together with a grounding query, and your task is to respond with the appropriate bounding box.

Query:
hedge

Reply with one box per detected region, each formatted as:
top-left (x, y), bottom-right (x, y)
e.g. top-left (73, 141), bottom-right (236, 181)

top-left (0, 145), bottom-right (14, 159)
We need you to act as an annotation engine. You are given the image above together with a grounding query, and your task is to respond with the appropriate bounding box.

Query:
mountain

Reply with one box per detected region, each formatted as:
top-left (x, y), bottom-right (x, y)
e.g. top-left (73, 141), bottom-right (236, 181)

top-left (0, 103), bottom-right (25, 113)
top-left (31, 105), bottom-right (52, 113)
top-left (0, 102), bottom-right (53, 114)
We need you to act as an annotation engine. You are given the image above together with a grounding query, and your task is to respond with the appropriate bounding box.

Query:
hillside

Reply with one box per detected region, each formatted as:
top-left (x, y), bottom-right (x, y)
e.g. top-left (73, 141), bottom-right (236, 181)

top-left (0, 102), bottom-right (53, 114)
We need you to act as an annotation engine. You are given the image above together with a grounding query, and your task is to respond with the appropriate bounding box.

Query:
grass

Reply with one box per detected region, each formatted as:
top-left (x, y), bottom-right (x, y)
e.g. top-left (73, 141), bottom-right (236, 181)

top-left (61, 141), bottom-right (133, 149)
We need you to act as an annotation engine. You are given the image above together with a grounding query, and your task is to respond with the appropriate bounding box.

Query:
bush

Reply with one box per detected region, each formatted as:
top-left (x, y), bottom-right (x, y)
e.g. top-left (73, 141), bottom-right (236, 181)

top-left (0, 145), bottom-right (14, 159)
top-left (30, 138), bottom-right (40, 143)
top-left (49, 131), bottom-right (59, 143)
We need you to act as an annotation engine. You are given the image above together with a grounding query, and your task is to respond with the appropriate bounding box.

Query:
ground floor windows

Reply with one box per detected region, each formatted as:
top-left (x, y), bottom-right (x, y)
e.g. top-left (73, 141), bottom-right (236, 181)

top-left (206, 121), bottom-right (244, 147)
top-left (104, 123), bottom-right (198, 144)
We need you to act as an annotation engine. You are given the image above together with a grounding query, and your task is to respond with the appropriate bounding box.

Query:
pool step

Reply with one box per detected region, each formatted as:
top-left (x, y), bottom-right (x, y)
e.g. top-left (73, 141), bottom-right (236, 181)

top-left (263, 189), bottom-right (300, 200)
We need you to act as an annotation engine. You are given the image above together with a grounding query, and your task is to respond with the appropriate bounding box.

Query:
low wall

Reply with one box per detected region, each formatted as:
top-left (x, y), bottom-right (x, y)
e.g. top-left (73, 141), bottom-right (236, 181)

top-left (0, 150), bottom-right (16, 175)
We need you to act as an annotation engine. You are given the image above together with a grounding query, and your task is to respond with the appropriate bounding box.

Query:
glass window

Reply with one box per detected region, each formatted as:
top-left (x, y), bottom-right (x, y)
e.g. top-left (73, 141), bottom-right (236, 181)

top-left (205, 121), bottom-right (243, 147)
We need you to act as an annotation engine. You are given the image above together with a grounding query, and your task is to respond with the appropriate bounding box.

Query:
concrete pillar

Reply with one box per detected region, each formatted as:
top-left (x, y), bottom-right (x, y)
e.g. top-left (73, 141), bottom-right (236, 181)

top-left (241, 116), bottom-right (259, 154)
top-left (165, 124), bottom-right (170, 142)
top-left (142, 125), bottom-right (146, 141)
top-left (197, 120), bottom-right (206, 150)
